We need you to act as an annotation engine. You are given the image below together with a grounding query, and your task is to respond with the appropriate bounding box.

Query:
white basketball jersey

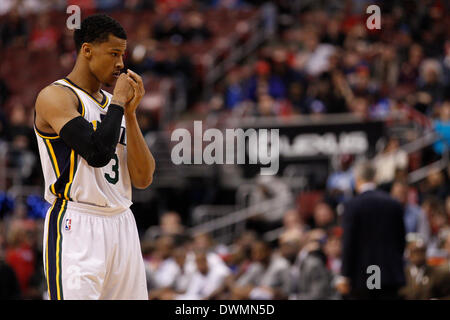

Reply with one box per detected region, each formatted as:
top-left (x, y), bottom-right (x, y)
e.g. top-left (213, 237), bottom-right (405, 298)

top-left (35, 78), bottom-right (132, 211)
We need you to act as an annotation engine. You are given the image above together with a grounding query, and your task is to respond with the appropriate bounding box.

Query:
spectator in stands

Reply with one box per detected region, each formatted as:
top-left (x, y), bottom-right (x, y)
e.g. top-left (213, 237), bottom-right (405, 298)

top-left (295, 28), bottom-right (336, 77)
top-left (7, 103), bottom-right (37, 184)
top-left (373, 136), bottom-right (409, 188)
top-left (444, 231), bottom-right (450, 272)
top-left (182, 11), bottom-right (211, 42)
top-left (311, 201), bottom-right (337, 231)
top-left (57, 27), bottom-right (76, 56)
top-left (307, 72), bottom-right (348, 114)
top-left (207, 239), bottom-right (254, 300)
top-left (326, 154), bottom-right (355, 205)
top-left (443, 40), bottom-right (450, 85)
top-left (373, 43), bottom-right (399, 90)
top-left (153, 12), bottom-right (184, 42)
top-left (290, 234), bottom-right (338, 300)
top-left (428, 203), bottom-right (449, 259)
top-left (433, 99), bottom-right (450, 156)
top-left (232, 240), bottom-right (290, 299)
top-left (324, 227), bottom-right (342, 277)
top-left (160, 211), bottom-right (185, 237)
top-left (399, 43), bottom-right (423, 88)
top-left (419, 169), bottom-right (449, 203)
top-left (148, 243), bottom-right (193, 300)
top-left (278, 228), bottom-right (302, 266)
top-left (247, 60), bottom-right (286, 102)
top-left (29, 12), bottom-right (60, 51)
top-left (286, 81), bottom-right (309, 115)
top-left (175, 249), bottom-right (230, 300)
top-left (0, 251), bottom-right (21, 299)
top-left (446, 195), bottom-right (450, 226)
top-left (224, 69), bottom-right (246, 109)
top-left (254, 93), bottom-right (277, 117)
top-left (0, 6), bottom-right (28, 48)
top-left (391, 180), bottom-right (431, 243)
top-left (5, 219), bottom-right (38, 298)
top-left (171, 245), bottom-right (193, 293)
top-left (281, 209), bottom-right (306, 236)
top-left (400, 236), bottom-right (450, 300)
top-left (278, 229), bottom-right (302, 300)
top-left (191, 232), bottom-right (214, 251)
top-left (145, 235), bottom-right (177, 290)
top-left (418, 59), bottom-right (446, 105)
top-left (0, 224), bottom-right (21, 299)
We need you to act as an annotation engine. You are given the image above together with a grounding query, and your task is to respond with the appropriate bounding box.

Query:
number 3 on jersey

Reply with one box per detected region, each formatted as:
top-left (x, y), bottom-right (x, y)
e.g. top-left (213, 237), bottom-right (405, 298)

top-left (105, 153), bottom-right (119, 184)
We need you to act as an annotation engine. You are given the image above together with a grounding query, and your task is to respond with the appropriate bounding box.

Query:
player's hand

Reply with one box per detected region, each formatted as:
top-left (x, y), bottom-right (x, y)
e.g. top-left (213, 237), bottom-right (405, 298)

top-left (125, 69), bottom-right (145, 115)
top-left (112, 73), bottom-right (134, 106)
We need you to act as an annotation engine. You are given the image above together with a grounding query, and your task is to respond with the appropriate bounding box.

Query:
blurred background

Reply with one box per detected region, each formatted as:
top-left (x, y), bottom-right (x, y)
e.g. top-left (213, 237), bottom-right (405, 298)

top-left (0, 0), bottom-right (450, 300)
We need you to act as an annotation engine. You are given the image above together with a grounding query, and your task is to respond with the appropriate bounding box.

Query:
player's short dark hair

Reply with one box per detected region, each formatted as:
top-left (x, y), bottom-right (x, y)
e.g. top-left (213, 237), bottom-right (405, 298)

top-left (74, 14), bottom-right (127, 52)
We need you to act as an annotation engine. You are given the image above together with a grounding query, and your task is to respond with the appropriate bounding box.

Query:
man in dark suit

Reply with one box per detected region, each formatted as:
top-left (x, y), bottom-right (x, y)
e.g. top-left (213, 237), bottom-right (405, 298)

top-left (337, 163), bottom-right (406, 299)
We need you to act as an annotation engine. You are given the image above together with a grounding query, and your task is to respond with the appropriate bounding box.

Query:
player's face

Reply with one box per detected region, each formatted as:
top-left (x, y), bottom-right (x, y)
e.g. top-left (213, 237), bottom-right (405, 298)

top-left (89, 34), bottom-right (127, 87)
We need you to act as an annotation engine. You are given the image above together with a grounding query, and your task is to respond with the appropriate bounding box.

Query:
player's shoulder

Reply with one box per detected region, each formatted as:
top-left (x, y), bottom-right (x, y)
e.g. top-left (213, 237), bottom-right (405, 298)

top-left (36, 80), bottom-right (78, 110)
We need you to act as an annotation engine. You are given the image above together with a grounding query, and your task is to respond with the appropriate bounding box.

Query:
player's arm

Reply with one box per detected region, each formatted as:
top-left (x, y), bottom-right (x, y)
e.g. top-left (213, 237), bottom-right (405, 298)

top-left (35, 74), bottom-right (133, 168)
top-left (123, 69), bottom-right (155, 189)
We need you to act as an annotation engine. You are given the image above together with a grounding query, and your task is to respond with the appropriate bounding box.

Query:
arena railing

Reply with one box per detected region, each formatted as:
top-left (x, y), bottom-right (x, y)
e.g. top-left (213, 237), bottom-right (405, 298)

top-left (202, 2), bottom-right (277, 100)
top-left (187, 113), bottom-right (449, 244)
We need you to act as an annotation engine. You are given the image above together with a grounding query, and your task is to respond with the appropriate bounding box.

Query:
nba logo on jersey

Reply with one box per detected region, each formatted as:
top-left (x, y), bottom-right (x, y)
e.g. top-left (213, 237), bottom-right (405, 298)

top-left (65, 218), bottom-right (72, 232)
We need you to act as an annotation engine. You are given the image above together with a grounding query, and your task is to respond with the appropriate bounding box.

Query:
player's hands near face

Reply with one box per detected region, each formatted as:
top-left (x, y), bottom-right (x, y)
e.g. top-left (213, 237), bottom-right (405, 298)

top-left (125, 69), bottom-right (145, 115)
top-left (112, 73), bottom-right (134, 106)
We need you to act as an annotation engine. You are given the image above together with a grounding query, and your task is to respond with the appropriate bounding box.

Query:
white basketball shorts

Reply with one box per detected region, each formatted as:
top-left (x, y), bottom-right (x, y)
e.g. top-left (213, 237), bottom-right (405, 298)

top-left (42, 198), bottom-right (148, 300)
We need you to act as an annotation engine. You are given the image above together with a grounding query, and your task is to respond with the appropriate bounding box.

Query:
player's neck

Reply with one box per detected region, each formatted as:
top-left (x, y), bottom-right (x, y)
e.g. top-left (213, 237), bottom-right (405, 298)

top-left (66, 62), bottom-right (102, 96)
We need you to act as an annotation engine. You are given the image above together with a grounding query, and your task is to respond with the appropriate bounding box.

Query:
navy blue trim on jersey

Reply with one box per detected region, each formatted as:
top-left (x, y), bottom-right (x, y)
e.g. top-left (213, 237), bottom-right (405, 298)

top-left (47, 139), bottom-right (72, 198)
top-left (46, 198), bottom-right (67, 300)
top-left (34, 110), bottom-right (60, 140)
top-left (64, 77), bottom-right (107, 107)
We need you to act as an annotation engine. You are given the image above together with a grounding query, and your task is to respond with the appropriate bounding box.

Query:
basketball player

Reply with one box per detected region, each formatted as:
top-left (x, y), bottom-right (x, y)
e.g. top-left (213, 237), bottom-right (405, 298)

top-left (33, 14), bottom-right (155, 300)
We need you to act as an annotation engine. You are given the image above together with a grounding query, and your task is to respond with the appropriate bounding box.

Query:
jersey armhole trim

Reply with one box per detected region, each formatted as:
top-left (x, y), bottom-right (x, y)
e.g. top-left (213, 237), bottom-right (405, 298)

top-left (34, 82), bottom-right (86, 139)
top-left (35, 126), bottom-right (60, 139)
top-left (53, 83), bottom-right (85, 117)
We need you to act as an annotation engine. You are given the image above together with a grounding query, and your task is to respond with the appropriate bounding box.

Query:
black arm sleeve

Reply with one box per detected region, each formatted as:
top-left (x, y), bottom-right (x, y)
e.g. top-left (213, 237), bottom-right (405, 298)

top-left (59, 104), bottom-right (124, 168)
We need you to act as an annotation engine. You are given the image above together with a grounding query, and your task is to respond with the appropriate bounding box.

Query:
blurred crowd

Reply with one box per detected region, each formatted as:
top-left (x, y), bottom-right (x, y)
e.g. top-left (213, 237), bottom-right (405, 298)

top-left (200, 0), bottom-right (450, 123)
top-left (142, 175), bottom-right (450, 300)
top-left (0, 0), bottom-right (450, 300)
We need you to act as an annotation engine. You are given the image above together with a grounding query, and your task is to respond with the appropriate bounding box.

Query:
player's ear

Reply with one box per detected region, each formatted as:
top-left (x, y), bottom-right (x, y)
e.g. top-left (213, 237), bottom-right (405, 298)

top-left (81, 43), bottom-right (93, 59)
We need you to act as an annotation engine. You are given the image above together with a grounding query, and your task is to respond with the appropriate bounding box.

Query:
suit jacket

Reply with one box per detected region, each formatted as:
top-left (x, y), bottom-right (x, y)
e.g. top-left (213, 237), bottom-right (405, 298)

top-left (341, 189), bottom-right (406, 290)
